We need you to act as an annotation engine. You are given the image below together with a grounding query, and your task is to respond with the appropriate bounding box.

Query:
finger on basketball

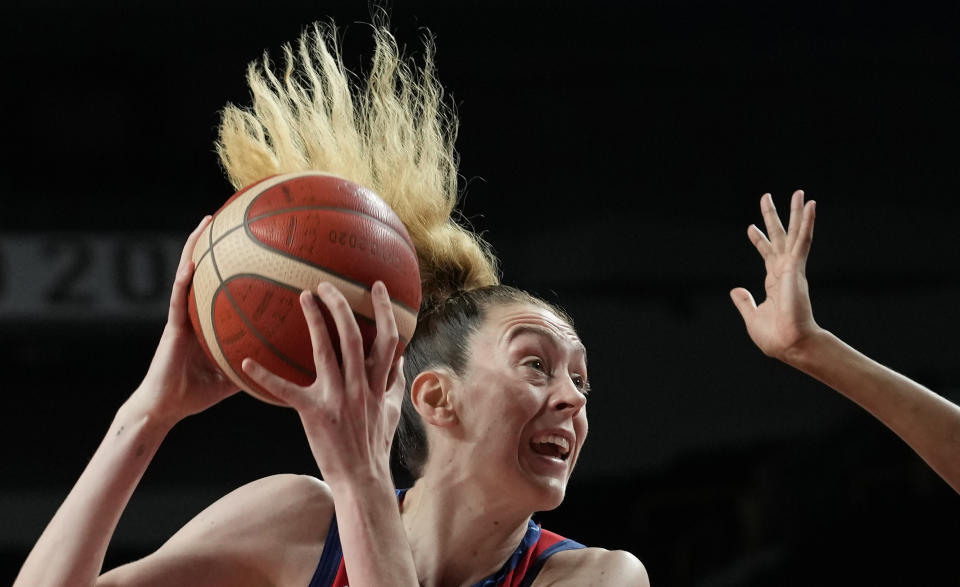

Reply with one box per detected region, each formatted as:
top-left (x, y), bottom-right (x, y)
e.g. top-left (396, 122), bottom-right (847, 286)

top-left (241, 357), bottom-right (303, 408)
top-left (300, 290), bottom-right (339, 379)
top-left (369, 281), bottom-right (401, 396)
top-left (316, 282), bottom-right (367, 393)
top-left (169, 216), bottom-right (211, 324)
top-left (386, 356), bottom-right (405, 394)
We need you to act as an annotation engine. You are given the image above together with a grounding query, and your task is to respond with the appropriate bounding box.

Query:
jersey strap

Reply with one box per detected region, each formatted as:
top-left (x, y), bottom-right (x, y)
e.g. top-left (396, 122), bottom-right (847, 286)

top-left (307, 514), bottom-right (343, 587)
top-left (515, 529), bottom-right (585, 587)
top-left (470, 523), bottom-right (585, 587)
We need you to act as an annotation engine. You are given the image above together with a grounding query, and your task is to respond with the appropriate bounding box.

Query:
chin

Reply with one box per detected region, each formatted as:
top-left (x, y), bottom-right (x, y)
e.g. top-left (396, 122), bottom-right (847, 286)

top-left (516, 455), bottom-right (576, 512)
top-left (525, 474), bottom-right (569, 512)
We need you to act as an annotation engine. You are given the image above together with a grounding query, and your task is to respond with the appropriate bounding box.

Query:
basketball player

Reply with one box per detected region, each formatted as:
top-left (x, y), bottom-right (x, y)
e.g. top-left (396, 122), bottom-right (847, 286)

top-left (730, 190), bottom-right (960, 496)
top-left (15, 21), bottom-right (648, 586)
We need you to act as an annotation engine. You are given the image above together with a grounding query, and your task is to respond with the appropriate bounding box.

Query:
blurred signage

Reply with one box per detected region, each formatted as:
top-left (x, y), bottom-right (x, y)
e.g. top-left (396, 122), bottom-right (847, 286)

top-left (0, 233), bottom-right (184, 322)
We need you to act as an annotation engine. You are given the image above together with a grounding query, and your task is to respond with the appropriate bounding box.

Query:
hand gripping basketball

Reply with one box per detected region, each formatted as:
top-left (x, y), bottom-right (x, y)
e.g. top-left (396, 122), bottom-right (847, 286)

top-left (133, 216), bottom-right (240, 427)
top-left (241, 281), bottom-right (404, 481)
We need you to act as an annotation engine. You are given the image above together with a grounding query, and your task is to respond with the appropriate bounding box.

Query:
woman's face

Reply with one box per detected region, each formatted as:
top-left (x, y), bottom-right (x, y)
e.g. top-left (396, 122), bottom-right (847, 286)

top-left (453, 301), bottom-right (589, 510)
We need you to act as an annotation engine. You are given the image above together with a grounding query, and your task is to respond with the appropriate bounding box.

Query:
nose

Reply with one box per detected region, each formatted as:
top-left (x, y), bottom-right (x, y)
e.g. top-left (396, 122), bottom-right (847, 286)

top-left (550, 375), bottom-right (586, 417)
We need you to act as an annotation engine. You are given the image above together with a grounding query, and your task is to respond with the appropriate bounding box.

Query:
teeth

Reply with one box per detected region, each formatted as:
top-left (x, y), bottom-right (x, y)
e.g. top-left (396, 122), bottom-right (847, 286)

top-left (532, 433), bottom-right (571, 455)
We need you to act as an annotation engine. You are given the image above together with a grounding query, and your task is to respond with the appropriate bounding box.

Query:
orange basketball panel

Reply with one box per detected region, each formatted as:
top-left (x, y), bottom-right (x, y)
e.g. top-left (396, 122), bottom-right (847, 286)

top-left (247, 174), bottom-right (414, 249)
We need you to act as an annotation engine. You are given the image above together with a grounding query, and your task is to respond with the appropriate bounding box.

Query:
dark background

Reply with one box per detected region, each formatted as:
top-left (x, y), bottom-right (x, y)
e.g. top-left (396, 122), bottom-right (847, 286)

top-left (2, 1), bottom-right (959, 585)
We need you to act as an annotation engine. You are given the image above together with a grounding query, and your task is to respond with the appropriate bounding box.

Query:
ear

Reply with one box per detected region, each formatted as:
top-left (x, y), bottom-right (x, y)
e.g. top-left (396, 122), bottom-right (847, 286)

top-left (410, 369), bottom-right (459, 427)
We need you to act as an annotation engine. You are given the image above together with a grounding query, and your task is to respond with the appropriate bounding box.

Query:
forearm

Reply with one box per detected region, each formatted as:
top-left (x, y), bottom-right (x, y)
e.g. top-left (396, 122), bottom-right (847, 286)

top-left (15, 398), bottom-right (173, 587)
top-left (329, 473), bottom-right (418, 587)
top-left (787, 329), bottom-right (960, 493)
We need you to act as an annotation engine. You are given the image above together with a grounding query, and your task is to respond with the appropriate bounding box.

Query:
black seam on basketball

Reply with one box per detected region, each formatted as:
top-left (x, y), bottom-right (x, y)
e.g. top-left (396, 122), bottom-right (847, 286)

top-left (226, 211), bottom-right (420, 315)
top-left (212, 278), bottom-right (316, 381)
top-left (248, 204), bottom-right (416, 256)
top-left (205, 219), bottom-right (275, 395)
top-left (194, 212), bottom-right (223, 270)
top-left (196, 246), bottom-right (211, 269)
top-left (207, 225), bottom-right (311, 399)
top-left (223, 274), bottom-right (408, 343)
top-left (193, 218), bottom-right (215, 281)
top-left (203, 221), bottom-right (419, 316)
top-left (212, 275), bottom-right (408, 367)
top-left (202, 224), bottom-right (244, 265)
top-left (196, 206), bottom-right (416, 275)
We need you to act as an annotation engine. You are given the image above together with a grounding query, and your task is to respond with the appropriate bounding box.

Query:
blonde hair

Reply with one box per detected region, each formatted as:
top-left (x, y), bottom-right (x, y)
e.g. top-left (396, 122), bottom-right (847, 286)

top-left (216, 21), bottom-right (499, 307)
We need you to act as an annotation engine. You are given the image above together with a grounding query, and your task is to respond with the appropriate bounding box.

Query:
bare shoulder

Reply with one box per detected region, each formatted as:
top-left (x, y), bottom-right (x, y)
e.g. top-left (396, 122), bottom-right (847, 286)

top-left (182, 473), bottom-right (334, 538)
top-left (99, 474), bottom-right (334, 587)
top-left (536, 547), bottom-right (650, 587)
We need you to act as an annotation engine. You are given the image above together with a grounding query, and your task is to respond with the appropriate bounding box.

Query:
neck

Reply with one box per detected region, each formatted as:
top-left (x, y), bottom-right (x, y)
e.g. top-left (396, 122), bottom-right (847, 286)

top-left (400, 472), bottom-right (533, 587)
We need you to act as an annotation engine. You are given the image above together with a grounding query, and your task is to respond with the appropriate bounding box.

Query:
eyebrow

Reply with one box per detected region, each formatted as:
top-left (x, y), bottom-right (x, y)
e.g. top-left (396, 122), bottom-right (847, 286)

top-left (504, 325), bottom-right (588, 360)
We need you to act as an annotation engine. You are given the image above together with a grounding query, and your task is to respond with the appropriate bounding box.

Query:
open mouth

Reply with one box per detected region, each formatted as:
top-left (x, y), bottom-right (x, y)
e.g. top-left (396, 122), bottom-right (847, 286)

top-left (529, 432), bottom-right (571, 461)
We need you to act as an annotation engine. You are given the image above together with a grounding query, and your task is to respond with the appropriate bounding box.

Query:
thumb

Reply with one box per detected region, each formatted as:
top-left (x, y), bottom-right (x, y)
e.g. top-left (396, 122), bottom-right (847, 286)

top-left (729, 287), bottom-right (757, 323)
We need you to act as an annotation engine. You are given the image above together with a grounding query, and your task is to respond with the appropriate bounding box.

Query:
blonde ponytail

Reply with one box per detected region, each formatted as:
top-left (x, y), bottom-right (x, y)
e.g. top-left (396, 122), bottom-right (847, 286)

top-left (215, 21), bottom-right (499, 308)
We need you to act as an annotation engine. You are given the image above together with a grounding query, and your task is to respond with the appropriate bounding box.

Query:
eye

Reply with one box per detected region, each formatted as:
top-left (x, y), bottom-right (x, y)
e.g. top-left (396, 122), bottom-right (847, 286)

top-left (571, 374), bottom-right (589, 394)
top-left (525, 358), bottom-right (546, 372)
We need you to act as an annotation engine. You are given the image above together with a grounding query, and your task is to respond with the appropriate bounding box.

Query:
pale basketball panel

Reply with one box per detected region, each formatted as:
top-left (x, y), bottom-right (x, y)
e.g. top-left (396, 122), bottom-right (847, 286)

top-left (191, 243), bottom-right (249, 394)
top-left (212, 228), bottom-right (417, 339)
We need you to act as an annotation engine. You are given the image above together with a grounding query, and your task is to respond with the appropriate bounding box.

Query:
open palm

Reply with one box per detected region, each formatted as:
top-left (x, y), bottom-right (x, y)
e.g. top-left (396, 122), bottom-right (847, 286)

top-left (730, 191), bottom-right (820, 362)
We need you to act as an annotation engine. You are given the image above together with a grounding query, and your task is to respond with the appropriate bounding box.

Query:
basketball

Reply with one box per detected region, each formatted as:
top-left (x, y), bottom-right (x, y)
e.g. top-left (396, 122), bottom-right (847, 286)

top-left (188, 171), bottom-right (421, 405)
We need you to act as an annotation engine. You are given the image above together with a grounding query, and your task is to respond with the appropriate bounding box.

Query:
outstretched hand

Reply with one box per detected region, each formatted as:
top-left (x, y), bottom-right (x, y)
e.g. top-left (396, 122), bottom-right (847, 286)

top-left (730, 191), bottom-right (821, 363)
top-left (132, 216), bottom-right (239, 426)
top-left (242, 281), bottom-right (404, 485)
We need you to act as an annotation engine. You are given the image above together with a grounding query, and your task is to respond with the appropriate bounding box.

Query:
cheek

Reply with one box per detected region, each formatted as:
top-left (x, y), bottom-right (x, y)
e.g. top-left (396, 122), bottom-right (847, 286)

top-left (513, 386), bottom-right (548, 422)
top-left (576, 412), bottom-right (589, 445)
top-left (473, 390), bottom-right (542, 447)
top-left (491, 388), bottom-right (542, 427)
top-left (460, 368), bottom-right (544, 426)
top-left (461, 378), bottom-right (530, 423)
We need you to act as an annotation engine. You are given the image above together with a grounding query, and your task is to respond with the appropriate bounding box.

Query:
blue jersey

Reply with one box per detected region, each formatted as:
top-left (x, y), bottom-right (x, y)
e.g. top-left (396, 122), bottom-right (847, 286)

top-left (308, 491), bottom-right (585, 587)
